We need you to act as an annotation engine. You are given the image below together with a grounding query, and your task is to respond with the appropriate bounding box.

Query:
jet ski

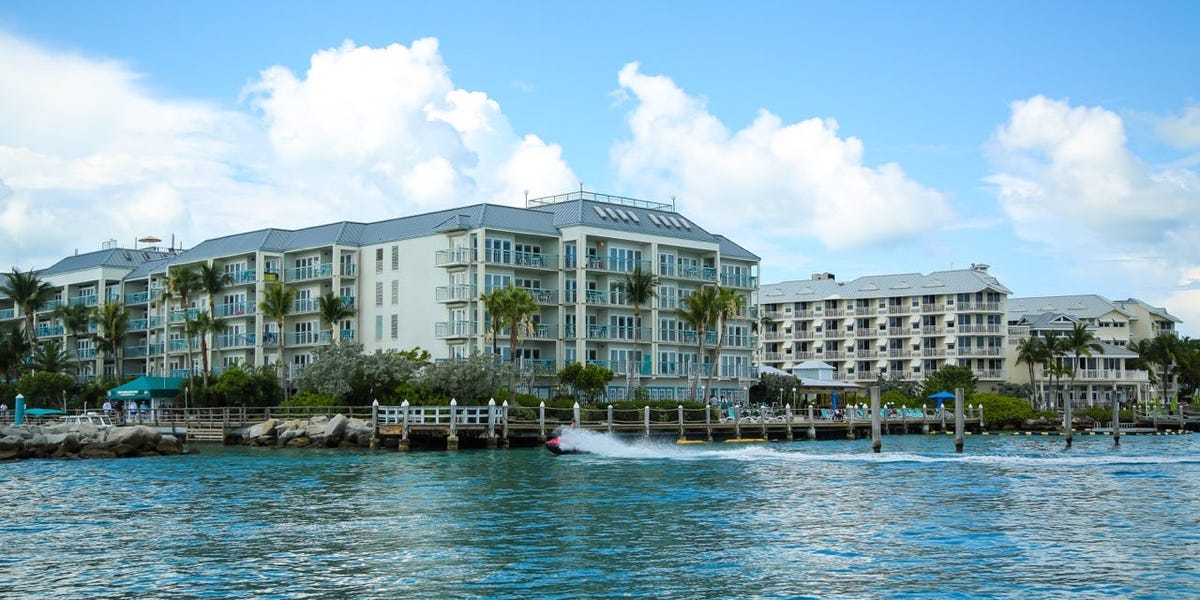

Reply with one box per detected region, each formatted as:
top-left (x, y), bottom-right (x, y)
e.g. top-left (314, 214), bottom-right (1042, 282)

top-left (545, 436), bottom-right (585, 455)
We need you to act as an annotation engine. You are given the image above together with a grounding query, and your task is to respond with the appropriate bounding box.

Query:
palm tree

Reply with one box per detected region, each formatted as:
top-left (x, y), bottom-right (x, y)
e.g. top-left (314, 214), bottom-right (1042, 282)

top-left (1148, 333), bottom-right (1181, 406)
top-left (93, 301), bottom-right (129, 378)
top-left (479, 287), bottom-right (507, 358)
top-left (705, 286), bottom-right (746, 397)
top-left (318, 291), bottom-right (355, 344)
top-left (198, 263), bottom-right (233, 377)
top-left (486, 285), bottom-right (538, 395)
top-left (1063, 322), bottom-right (1103, 423)
top-left (1040, 332), bottom-right (1067, 410)
top-left (1015, 336), bottom-right (1045, 408)
top-left (165, 265), bottom-right (203, 379)
top-left (0, 324), bottom-right (27, 382)
top-left (0, 268), bottom-right (53, 347)
top-left (259, 282), bottom-right (296, 400)
top-left (189, 311), bottom-right (225, 389)
top-left (615, 265), bottom-right (659, 386)
top-left (53, 302), bottom-right (93, 382)
top-left (29, 339), bottom-right (73, 374)
top-left (677, 286), bottom-right (720, 401)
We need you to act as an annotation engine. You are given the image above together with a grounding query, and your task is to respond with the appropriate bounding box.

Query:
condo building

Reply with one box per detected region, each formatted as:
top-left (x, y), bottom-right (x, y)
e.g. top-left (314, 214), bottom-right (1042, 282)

top-left (1, 191), bottom-right (760, 400)
top-left (757, 264), bottom-right (1012, 388)
top-left (1006, 295), bottom-right (1179, 405)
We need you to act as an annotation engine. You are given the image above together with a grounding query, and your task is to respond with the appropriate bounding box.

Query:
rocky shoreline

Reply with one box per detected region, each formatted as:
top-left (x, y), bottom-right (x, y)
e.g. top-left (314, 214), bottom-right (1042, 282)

top-left (240, 414), bottom-right (375, 448)
top-left (0, 423), bottom-right (183, 460)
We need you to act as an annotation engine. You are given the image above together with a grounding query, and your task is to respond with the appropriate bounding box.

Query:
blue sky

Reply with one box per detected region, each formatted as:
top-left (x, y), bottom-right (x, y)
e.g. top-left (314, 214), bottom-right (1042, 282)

top-left (1, 1), bottom-right (1198, 334)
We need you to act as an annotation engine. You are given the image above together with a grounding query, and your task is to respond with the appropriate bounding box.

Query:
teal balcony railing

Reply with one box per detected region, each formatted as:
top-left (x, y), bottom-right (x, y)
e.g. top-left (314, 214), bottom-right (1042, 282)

top-left (0, 308), bottom-right (14, 319)
top-left (340, 329), bottom-right (356, 341)
top-left (340, 296), bottom-right (356, 308)
top-left (124, 345), bottom-right (148, 358)
top-left (70, 294), bottom-right (98, 307)
top-left (126, 291), bottom-right (150, 304)
top-left (214, 301), bottom-right (250, 318)
top-left (292, 298), bottom-right (318, 313)
top-left (129, 318), bottom-right (148, 331)
top-left (233, 269), bottom-right (257, 284)
top-left (37, 324), bottom-right (64, 337)
top-left (218, 332), bottom-right (257, 349)
top-left (170, 308), bottom-right (201, 323)
top-left (340, 263), bottom-right (358, 277)
top-left (287, 263), bottom-right (333, 281)
top-left (719, 273), bottom-right (758, 288)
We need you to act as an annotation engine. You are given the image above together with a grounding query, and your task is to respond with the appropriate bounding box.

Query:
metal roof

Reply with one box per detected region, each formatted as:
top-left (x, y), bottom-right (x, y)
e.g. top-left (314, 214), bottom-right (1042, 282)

top-left (761, 267), bottom-right (1010, 301)
top-left (38, 248), bottom-right (172, 277)
top-left (1007, 294), bottom-right (1134, 322)
top-left (1113, 297), bottom-right (1183, 324)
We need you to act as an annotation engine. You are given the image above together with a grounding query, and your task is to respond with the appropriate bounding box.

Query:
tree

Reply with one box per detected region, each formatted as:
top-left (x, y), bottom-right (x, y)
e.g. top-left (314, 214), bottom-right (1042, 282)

top-left (29, 339), bottom-right (73, 374)
top-left (209, 365), bottom-right (284, 408)
top-left (53, 302), bottom-right (93, 382)
top-left (1063, 322), bottom-right (1103, 408)
top-left (92, 301), bottom-right (129, 378)
top-left (318, 291), bottom-right (355, 345)
top-left (921, 364), bottom-right (978, 402)
top-left (0, 267), bottom-right (53, 347)
top-left (479, 287), bottom-right (507, 358)
top-left (1148, 333), bottom-right (1182, 404)
top-left (198, 262), bottom-right (233, 376)
top-left (482, 285), bottom-right (539, 394)
top-left (677, 286), bottom-right (719, 400)
top-left (557, 362), bottom-right (614, 403)
top-left (1015, 336), bottom-right (1045, 408)
top-left (189, 311), bottom-right (225, 389)
top-left (259, 282), bottom-right (296, 400)
top-left (416, 351), bottom-right (512, 404)
top-left (165, 265), bottom-right (203, 380)
top-left (615, 265), bottom-right (659, 385)
top-left (1040, 332), bottom-right (1068, 410)
top-left (0, 323), bottom-right (30, 382)
top-left (705, 286), bottom-right (746, 397)
top-left (17, 371), bottom-right (73, 407)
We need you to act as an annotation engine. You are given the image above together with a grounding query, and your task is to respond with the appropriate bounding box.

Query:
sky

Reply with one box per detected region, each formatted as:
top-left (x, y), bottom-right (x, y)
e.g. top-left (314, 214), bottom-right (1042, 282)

top-left (1, 1), bottom-right (1198, 335)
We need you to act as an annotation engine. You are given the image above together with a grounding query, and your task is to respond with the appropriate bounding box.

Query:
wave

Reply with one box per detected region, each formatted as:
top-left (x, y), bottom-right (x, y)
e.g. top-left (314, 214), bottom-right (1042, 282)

top-left (551, 429), bottom-right (1200, 468)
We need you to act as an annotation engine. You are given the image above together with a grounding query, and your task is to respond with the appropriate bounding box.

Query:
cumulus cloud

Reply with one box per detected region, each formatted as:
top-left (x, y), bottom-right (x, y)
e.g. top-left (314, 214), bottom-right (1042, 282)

top-left (610, 63), bottom-right (952, 251)
top-left (243, 38), bottom-right (576, 212)
top-left (985, 95), bottom-right (1200, 282)
top-left (0, 33), bottom-right (577, 271)
top-left (1157, 105), bottom-right (1200, 149)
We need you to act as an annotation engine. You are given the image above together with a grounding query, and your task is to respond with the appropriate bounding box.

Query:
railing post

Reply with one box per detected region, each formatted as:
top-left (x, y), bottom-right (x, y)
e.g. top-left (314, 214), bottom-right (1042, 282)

top-left (807, 404), bottom-right (816, 440)
top-left (955, 388), bottom-right (965, 453)
top-left (501, 400), bottom-right (510, 447)
top-left (486, 398), bottom-right (497, 449)
top-left (573, 402), bottom-right (582, 428)
top-left (870, 386), bottom-right (882, 454)
top-left (643, 405), bottom-right (651, 438)
top-left (705, 404), bottom-right (713, 442)
top-left (538, 401), bottom-right (547, 441)
top-left (400, 400), bottom-right (410, 451)
top-left (447, 398), bottom-right (459, 450)
top-left (677, 405), bottom-right (685, 441)
top-left (733, 404), bottom-right (741, 440)
top-left (607, 404), bottom-right (614, 433)
top-left (1112, 389), bottom-right (1121, 447)
top-left (785, 405), bottom-right (793, 441)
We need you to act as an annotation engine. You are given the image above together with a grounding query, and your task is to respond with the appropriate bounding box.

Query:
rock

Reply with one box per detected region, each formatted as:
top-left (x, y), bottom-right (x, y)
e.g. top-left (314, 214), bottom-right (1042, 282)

top-left (324, 414), bottom-right (349, 444)
top-left (80, 446), bottom-right (117, 459)
top-left (286, 436), bottom-right (310, 447)
top-left (247, 419), bottom-right (277, 441)
top-left (156, 436), bottom-right (183, 455)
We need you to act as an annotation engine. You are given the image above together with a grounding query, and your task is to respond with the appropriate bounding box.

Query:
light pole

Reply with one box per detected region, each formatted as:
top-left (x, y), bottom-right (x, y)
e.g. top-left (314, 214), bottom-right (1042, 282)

top-left (791, 387), bottom-right (797, 410)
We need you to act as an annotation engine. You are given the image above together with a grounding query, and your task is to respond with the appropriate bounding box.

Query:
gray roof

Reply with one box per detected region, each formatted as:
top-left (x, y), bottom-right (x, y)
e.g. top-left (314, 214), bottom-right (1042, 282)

top-left (1114, 298), bottom-right (1183, 324)
top-left (538, 198), bottom-right (754, 252)
top-left (761, 267), bottom-right (1010, 301)
top-left (38, 248), bottom-right (172, 277)
top-left (1007, 294), bottom-right (1134, 322)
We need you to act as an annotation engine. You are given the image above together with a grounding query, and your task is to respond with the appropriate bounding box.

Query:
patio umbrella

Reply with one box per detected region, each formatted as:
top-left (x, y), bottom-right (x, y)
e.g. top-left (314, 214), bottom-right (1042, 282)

top-left (24, 408), bottom-right (66, 417)
top-left (928, 390), bottom-right (955, 410)
top-left (831, 392), bottom-right (840, 411)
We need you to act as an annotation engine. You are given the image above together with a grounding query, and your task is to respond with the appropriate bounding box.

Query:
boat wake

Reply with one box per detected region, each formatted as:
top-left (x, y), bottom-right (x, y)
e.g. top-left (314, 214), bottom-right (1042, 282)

top-left (547, 429), bottom-right (1200, 467)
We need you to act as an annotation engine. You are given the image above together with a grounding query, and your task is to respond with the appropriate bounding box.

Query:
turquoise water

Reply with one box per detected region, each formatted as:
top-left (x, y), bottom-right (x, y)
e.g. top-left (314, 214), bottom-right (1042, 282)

top-left (3, 431), bottom-right (1199, 599)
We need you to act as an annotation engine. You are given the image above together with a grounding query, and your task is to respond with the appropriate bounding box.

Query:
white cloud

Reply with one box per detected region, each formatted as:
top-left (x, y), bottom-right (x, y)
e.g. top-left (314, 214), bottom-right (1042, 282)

top-left (1157, 105), bottom-right (1200, 149)
top-left (985, 95), bottom-right (1200, 290)
top-left (0, 33), bottom-right (577, 271)
top-left (610, 63), bottom-right (952, 252)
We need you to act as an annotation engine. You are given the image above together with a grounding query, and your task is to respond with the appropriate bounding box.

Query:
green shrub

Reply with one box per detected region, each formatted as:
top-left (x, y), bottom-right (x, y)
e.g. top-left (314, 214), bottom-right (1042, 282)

top-left (281, 390), bottom-right (339, 407)
top-left (973, 392), bottom-right (1034, 429)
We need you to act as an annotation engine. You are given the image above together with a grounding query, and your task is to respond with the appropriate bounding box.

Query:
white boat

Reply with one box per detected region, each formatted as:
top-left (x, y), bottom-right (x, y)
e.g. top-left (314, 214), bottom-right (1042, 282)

top-left (63, 412), bottom-right (115, 428)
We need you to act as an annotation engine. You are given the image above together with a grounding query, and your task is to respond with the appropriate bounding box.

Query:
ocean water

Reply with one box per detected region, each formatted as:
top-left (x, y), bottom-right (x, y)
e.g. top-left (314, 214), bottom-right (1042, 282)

top-left (2, 432), bottom-right (1198, 599)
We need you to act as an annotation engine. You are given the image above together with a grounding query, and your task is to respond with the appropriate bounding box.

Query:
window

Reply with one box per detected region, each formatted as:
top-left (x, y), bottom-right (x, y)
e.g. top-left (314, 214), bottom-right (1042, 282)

top-left (391, 280), bottom-right (399, 305)
top-left (391, 246), bottom-right (399, 271)
top-left (375, 282), bottom-right (384, 307)
top-left (485, 238), bottom-right (512, 264)
top-left (375, 248), bottom-right (384, 273)
top-left (390, 314), bottom-right (399, 339)
top-left (375, 315), bottom-right (383, 341)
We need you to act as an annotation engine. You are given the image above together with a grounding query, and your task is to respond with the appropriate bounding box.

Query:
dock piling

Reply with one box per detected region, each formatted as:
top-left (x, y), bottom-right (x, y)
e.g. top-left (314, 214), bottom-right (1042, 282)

top-left (954, 388), bottom-right (964, 453)
top-left (871, 387), bottom-right (881, 453)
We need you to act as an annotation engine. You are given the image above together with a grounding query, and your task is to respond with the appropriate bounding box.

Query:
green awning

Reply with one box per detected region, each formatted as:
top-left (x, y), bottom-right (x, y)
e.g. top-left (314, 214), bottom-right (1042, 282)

top-left (106, 376), bottom-right (185, 400)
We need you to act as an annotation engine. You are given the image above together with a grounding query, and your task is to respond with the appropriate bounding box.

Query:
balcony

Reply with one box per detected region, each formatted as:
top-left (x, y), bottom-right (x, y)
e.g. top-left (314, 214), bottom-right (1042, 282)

top-left (719, 273), bottom-right (758, 289)
top-left (287, 263), bottom-right (333, 282)
top-left (435, 320), bottom-right (473, 338)
top-left (70, 295), bottom-right (98, 307)
top-left (231, 269), bottom-right (257, 284)
top-left (514, 251), bottom-right (556, 270)
top-left (528, 324), bottom-right (558, 339)
top-left (126, 291), bottom-right (151, 304)
top-left (525, 288), bottom-right (558, 304)
top-left (36, 325), bottom-right (64, 337)
top-left (959, 324), bottom-right (1003, 334)
top-left (0, 308), bottom-right (14, 319)
top-left (341, 296), bottom-right (356, 308)
top-left (340, 329), bottom-right (356, 341)
top-left (147, 342), bottom-right (164, 355)
top-left (214, 301), bottom-right (250, 318)
top-left (124, 345), bottom-right (148, 358)
top-left (167, 339), bottom-right (198, 352)
top-left (435, 284), bottom-right (476, 303)
top-left (676, 264), bottom-right (718, 282)
top-left (340, 263), bottom-right (358, 277)
top-left (435, 247), bottom-right (472, 267)
top-left (129, 318), bottom-right (148, 331)
top-left (584, 256), bottom-right (652, 274)
top-left (958, 302), bottom-right (1002, 312)
top-left (73, 348), bottom-right (97, 359)
top-left (218, 333), bottom-right (257, 349)
top-left (292, 298), bottom-right (319, 313)
top-left (585, 290), bottom-right (608, 305)
top-left (285, 331), bottom-right (329, 346)
top-left (972, 369), bottom-right (1005, 380)
top-left (170, 308), bottom-right (201, 323)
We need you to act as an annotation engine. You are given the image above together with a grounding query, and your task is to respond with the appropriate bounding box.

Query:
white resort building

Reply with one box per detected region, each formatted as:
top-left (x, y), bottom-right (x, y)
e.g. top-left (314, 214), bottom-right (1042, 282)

top-left (0, 191), bottom-right (761, 401)
top-left (757, 264), bottom-right (1012, 389)
top-left (1006, 294), bottom-right (1181, 406)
